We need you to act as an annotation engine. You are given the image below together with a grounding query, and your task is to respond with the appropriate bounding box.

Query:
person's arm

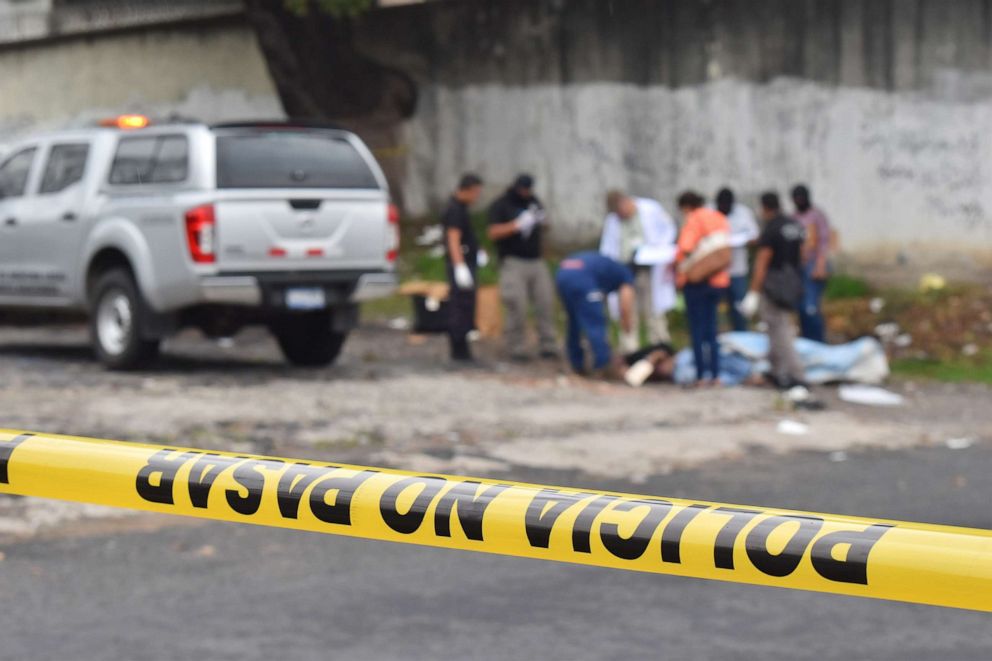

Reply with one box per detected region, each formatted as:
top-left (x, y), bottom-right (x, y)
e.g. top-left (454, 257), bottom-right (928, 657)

top-left (618, 283), bottom-right (636, 334)
top-left (739, 246), bottom-right (771, 318)
top-left (802, 220), bottom-right (817, 264)
top-left (812, 213), bottom-right (830, 280)
top-left (446, 227), bottom-right (464, 266)
top-left (487, 220), bottom-right (519, 241)
top-left (749, 247), bottom-right (772, 293)
top-left (447, 226), bottom-right (474, 289)
top-left (489, 208), bottom-right (538, 241)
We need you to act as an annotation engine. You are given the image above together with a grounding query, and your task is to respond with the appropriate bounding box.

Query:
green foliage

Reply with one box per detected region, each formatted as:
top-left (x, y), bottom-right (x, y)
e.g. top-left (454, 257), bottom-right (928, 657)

top-left (824, 273), bottom-right (872, 300)
top-left (401, 211), bottom-right (500, 287)
top-left (283, 0), bottom-right (373, 18)
top-left (891, 356), bottom-right (992, 385)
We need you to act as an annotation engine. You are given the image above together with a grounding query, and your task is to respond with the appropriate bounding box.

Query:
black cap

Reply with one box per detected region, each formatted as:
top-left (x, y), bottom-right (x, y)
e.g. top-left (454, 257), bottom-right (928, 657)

top-left (513, 174), bottom-right (534, 190)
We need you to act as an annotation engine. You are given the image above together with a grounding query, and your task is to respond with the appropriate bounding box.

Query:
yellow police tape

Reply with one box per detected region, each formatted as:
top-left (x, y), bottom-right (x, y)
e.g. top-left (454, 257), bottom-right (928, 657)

top-left (0, 429), bottom-right (990, 611)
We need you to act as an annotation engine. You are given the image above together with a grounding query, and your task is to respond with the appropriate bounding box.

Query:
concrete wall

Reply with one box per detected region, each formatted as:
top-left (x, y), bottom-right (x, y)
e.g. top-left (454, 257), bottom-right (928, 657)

top-left (356, 0), bottom-right (992, 276)
top-left (0, 12), bottom-right (281, 141)
top-left (2, 0), bottom-right (992, 276)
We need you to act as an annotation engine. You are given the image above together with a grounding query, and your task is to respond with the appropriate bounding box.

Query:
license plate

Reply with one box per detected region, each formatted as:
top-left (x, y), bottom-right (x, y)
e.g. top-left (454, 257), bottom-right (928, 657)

top-left (285, 287), bottom-right (326, 310)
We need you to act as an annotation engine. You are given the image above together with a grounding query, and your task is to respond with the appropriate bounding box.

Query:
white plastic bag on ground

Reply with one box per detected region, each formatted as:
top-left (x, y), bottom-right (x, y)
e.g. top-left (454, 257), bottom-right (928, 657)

top-left (838, 384), bottom-right (904, 407)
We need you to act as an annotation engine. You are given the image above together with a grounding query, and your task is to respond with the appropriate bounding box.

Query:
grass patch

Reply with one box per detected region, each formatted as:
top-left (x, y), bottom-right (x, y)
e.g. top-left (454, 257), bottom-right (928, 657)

top-left (361, 294), bottom-right (411, 321)
top-left (824, 274), bottom-right (872, 300)
top-left (891, 357), bottom-right (992, 385)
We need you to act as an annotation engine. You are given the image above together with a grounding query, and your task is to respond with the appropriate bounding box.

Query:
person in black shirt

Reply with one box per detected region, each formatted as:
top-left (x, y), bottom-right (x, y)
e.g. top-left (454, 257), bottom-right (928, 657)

top-left (487, 174), bottom-right (558, 361)
top-left (442, 173), bottom-right (484, 362)
top-left (740, 192), bottom-right (807, 389)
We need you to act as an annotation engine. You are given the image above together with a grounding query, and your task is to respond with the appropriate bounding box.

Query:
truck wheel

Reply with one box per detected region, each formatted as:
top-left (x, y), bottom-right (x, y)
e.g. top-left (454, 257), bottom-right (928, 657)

top-left (89, 268), bottom-right (160, 370)
top-left (272, 312), bottom-right (347, 367)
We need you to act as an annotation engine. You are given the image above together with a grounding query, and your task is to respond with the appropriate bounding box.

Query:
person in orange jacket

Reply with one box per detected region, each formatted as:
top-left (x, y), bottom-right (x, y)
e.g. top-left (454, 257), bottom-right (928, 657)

top-left (675, 191), bottom-right (731, 385)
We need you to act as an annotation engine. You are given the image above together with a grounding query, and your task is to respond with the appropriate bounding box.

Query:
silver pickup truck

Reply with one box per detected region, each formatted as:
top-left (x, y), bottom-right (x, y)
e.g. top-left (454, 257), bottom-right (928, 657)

top-left (0, 118), bottom-right (398, 369)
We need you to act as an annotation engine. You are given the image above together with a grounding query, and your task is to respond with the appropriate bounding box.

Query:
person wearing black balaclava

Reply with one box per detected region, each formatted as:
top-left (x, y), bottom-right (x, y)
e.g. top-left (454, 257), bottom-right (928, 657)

top-left (714, 187), bottom-right (759, 331)
top-left (791, 184), bottom-right (832, 342)
top-left (487, 174), bottom-right (558, 361)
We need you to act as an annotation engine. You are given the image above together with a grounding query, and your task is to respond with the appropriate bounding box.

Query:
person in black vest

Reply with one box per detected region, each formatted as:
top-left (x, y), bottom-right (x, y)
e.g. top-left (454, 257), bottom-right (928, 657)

top-left (442, 173), bottom-right (484, 362)
top-left (740, 191), bottom-right (807, 390)
top-left (487, 174), bottom-right (558, 361)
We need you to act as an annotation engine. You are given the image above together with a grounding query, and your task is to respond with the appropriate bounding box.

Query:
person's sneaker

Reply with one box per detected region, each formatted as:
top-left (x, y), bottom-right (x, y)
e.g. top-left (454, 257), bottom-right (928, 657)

top-left (450, 338), bottom-right (473, 362)
top-left (785, 385), bottom-right (811, 403)
top-left (784, 385), bottom-right (826, 410)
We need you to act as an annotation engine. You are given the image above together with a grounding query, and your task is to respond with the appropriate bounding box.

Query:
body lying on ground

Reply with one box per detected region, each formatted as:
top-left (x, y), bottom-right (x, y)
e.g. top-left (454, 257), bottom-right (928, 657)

top-left (669, 332), bottom-right (889, 386)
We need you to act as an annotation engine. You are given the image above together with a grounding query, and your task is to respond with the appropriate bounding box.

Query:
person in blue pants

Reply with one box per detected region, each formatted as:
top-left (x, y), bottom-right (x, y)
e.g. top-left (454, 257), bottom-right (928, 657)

top-left (555, 251), bottom-right (636, 376)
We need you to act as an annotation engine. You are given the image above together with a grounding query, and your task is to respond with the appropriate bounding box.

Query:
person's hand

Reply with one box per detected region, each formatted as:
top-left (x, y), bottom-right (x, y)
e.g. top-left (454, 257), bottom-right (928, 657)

top-left (739, 291), bottom-right (760, 318)
top-left (515, 211), bottom-right (537, 236)
top-left (531, 206), bottom-right (548, 225)
top-left (453, 263), bottom-right (474, 289)
top-left (812, 260), bottom-right (828, 281)
top-left (619, 330), bottom-right (640, 354)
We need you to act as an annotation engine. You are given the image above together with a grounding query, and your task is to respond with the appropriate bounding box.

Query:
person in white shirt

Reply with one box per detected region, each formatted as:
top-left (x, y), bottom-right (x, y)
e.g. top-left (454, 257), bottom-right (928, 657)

top-left (714, 188), bottom-right (759, 331)
top-left (599, 190), bottom-right (677, 350)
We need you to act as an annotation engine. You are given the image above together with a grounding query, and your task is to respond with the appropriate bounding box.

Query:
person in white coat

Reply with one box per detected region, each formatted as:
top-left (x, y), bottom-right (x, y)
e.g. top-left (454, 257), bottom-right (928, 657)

top-left (600, 191), bottom-right (677, 350)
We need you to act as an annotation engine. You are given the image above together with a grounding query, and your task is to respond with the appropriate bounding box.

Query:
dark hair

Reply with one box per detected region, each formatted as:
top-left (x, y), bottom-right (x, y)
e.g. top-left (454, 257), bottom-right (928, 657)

top-left (791, 184), bottom-right (810, 202)
top-left (458, 173), bottom-right (483, 190)
top-left (606, 189), bottom-right (627, 214)
top-left (513, 173), bottom-right (534, 190)
top-left (677, 190), bottom-right (705, 210)
top-left (715, 188), bottom-right (734, 214)
top-left (760, 191), bottom-right (781, 212)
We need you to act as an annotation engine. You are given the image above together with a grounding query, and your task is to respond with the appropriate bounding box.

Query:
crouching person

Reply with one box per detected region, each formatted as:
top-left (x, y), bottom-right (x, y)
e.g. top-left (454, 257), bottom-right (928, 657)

top-left (555, 251), bottom-right (636, 377)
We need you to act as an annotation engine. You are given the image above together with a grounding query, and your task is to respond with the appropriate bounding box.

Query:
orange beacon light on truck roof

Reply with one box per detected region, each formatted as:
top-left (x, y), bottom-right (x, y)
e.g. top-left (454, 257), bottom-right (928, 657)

top-left (99, 114), bottom-right (150, 129)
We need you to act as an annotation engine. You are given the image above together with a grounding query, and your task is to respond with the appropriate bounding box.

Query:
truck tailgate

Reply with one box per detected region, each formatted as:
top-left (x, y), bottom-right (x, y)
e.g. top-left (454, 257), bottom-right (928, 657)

top-left (213, 194), bottom-right (388, 271)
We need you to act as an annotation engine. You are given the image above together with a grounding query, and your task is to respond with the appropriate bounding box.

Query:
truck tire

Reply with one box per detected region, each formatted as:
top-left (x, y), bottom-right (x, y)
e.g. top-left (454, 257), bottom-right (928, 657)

top-left (89, 268), bottom-right (160, 370)
top-left (272, 312), bottom-right (347, 367)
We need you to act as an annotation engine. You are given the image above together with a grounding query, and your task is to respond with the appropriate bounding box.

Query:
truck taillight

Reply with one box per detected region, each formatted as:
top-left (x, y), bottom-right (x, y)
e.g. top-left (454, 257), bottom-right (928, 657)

top-left (185, 205), bottom-right (216, 264)
top-left (386, 203), bottom-right (400, 263)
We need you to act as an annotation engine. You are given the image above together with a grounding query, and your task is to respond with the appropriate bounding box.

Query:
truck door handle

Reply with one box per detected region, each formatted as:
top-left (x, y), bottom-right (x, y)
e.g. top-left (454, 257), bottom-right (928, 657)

top-left (61, 212), bottom-right (77, 222)
top-left (3, 218), bottom-right (16, 227)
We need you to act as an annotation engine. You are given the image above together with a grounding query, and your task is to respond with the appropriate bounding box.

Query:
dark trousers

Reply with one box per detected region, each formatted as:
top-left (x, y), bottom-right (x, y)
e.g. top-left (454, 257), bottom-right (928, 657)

top-left (726, 275), bottom-right (750, 332)
top-left (447, 268), bottom-right (477, 358)
top-left (800, 264), bottom-right (826, 342)
top-left (684, 283), bottom-right (724, 381)
top-left (556, 269), bottom-right (611, 373)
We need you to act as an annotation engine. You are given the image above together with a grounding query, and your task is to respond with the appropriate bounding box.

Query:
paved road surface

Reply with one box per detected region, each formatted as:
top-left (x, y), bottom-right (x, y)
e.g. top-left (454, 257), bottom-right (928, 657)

top-left (1, 443), bottom-right (989, 661)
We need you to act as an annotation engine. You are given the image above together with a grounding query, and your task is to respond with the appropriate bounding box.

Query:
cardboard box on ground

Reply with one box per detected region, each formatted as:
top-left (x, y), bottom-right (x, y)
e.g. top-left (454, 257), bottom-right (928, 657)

top-left (398, 281), bottom-right (503, 338)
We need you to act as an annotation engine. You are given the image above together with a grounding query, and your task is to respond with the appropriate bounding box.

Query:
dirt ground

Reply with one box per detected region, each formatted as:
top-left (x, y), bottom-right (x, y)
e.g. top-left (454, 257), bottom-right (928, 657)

top-left (1, 319), bottom-right (991, 536)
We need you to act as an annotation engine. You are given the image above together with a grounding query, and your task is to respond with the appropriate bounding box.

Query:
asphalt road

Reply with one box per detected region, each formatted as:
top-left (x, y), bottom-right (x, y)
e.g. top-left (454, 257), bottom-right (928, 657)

top-left (1, 443), bottom-right (990, 661)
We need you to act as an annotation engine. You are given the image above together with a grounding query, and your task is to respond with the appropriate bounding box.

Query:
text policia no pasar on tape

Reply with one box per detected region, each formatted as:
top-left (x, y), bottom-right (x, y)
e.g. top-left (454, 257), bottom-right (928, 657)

top-left (1, 431), bottom-right (990, 612)
top-left (130, 447), bottom-right (887, 584)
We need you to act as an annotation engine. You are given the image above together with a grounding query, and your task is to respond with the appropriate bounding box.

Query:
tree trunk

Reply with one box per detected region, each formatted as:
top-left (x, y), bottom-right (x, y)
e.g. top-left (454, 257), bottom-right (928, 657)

top-left (243, 0), bottom-right (418, 205)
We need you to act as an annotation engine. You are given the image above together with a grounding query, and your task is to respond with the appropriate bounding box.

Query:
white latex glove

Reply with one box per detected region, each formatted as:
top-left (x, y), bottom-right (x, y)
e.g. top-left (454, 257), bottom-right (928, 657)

top-left (515, 211), bottom-right (537, 238)
top-left (453, 263), bottom-right (474, 290)
top-left (619, 329), bottom-right (640, 354)
top-left (530, 205), bottom-right (548, 225)
top-left (739, 291), bottom-right (760, 318)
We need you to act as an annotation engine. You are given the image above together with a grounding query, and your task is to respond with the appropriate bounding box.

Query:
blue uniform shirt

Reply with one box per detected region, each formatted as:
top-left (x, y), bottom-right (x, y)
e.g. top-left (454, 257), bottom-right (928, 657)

top-left (558, 251), bottom-right (633, 293)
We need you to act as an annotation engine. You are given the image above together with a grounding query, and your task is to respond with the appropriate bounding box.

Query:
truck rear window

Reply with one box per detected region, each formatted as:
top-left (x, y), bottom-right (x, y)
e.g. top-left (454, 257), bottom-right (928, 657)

top-left (215, 132), bottom-right (379, 189)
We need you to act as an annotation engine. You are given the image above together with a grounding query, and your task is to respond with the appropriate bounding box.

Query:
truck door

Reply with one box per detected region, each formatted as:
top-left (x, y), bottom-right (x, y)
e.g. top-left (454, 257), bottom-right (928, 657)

top-left (0, 146), bottom-right (39, 304)
top-left (28, 142), bottom-right (92, 303)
